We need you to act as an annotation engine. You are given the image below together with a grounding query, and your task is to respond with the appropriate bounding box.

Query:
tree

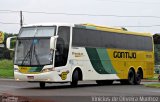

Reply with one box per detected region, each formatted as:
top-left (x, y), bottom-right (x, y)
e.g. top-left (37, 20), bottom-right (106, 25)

top-left (153, 34), bottom-right (160, 65)
top-left (0, 31), bottom-right (17, 59)
top-left (153, 34), bottom-right (160, 44)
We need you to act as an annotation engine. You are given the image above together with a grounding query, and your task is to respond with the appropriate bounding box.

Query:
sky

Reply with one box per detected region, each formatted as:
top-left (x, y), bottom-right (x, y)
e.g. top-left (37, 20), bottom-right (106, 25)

top-left (1, 0), bottom-right (160, 34)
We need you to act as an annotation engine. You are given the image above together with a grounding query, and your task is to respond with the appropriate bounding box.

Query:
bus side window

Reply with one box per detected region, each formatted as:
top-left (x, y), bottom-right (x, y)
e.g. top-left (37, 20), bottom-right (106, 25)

top-left (55, 26), bottom-right (70, 67)
top-left (55, 38), bottom-right (65, 66)
top-left (56, 38), bottom-right (64, 55)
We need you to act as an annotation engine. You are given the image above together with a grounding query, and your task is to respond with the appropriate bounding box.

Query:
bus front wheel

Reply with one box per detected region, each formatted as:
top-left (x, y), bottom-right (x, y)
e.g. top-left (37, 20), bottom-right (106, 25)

top-left (70, 70), bottom-right (79, 87)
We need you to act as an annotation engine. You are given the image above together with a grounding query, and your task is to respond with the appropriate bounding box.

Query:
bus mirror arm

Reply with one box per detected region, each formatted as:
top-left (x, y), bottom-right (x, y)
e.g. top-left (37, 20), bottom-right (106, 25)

top-left (6, 36), bottom-right (17, 51)
top-left (50, 35), bottom-right (58, 50)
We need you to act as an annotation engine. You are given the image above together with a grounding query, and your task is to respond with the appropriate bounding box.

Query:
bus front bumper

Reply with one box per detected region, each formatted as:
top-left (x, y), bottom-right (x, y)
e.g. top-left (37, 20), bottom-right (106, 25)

top-left (14, 71), bottom-right (62, 82)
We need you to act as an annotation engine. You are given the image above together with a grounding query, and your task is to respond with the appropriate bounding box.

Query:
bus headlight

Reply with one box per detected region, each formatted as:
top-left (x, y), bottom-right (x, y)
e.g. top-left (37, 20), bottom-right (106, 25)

top-left (41, 68), bottom-right (54, 73)
top-left (14, 68), bottom-right (19, 72)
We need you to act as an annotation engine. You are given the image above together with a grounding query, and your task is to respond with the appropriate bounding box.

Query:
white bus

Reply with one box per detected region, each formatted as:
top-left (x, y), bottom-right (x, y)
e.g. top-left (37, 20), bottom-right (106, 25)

top-left (7, 23), bottom-right (154, 88)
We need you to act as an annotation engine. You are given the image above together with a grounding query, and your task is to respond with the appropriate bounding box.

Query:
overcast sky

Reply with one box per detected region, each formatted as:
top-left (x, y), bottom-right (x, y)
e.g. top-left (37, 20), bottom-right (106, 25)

top-left (1, 0), bottom-right (160, 34)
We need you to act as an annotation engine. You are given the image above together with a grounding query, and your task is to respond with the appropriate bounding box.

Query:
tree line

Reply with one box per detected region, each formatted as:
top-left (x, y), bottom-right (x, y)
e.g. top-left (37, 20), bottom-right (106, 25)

top-left (0, 31), bottom-right (17, 59)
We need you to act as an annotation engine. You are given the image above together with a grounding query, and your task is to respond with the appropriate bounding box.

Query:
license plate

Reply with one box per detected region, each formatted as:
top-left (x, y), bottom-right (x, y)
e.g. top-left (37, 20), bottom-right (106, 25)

top-left (27, 76), bottom-right (34, 79)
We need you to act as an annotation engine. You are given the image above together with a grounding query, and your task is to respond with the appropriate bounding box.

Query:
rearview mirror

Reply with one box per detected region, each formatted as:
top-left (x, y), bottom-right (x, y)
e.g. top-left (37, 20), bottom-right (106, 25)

top-left (6, 36), bottom-right (17, 51)
top-left (50, 35), bottom-right (58, 50)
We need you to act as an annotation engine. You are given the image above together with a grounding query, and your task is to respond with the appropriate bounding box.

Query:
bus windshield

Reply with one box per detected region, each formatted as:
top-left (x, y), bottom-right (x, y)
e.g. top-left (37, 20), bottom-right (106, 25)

top-left (19, 26), bottom-right (56, 37)
top-left (14, 26), bottom-right (56, 66)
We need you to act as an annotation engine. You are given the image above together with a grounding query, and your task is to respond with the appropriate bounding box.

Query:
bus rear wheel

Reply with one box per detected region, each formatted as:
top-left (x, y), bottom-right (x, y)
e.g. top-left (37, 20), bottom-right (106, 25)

top-left (39, 82), bottom-right (45, 89)
top-left (128, 69), bottom-right (135, 85)
top-left (135, 69), bottom-right (142, 85)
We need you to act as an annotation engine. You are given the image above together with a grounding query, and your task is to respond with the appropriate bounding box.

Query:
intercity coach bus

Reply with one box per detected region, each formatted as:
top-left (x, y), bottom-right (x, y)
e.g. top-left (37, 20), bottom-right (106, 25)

top-left (7, 23), bottom-right (154, 88)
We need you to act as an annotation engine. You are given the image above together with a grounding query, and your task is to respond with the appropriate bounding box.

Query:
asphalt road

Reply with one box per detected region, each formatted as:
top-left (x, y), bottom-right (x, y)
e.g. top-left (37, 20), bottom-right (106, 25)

top-left (0, 79), bottom-right (159, 102)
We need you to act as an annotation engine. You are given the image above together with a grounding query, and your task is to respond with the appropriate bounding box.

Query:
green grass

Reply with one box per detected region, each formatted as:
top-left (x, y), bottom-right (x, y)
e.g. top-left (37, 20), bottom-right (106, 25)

top-left (147, 74), bottom-right (159, 80)
top-left (144, 83), bottom-right (160, 88)
top-left (0, 59), bottom-right (14, 78)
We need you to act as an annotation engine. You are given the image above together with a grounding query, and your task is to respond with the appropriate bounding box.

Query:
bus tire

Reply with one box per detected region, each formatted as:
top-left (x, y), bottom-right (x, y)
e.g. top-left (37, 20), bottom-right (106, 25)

top-left (70, 70), bottom-right (79, 87)
top-left (128, 69), bottom-right (135, 85)
top-left (39, 82), bottom-right (45, 89)
top-left (135, 69), bottom-right (142, 85)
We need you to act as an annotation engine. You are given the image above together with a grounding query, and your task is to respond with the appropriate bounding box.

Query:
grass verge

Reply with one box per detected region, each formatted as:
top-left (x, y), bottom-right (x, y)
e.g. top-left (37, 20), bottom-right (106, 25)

top-left (144, 83), bottom-right (160, 88)
top-left (147, 74), bottom-right (159, 80)
top-left (0, 59), bottom-right (14, 78)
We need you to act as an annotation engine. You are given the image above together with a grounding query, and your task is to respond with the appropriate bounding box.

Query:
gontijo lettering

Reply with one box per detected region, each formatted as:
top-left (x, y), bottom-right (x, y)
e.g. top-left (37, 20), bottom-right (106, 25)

top-left (113, 51), bottom-right (136, 59)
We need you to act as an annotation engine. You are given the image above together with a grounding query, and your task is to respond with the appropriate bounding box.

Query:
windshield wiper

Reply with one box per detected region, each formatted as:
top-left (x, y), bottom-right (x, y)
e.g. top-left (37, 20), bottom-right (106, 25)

top-left (21, 41), bottom-right (34, 65)
top-left (21, 39), bottom-right (41, 66)
top-left (33, 42), bottom-right (40, 65)
top-left (21, 27), bottom-right (41, 66)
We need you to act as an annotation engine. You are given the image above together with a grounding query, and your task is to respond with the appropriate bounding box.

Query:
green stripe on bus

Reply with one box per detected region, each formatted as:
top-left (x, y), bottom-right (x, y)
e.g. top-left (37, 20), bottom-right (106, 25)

top-left (96, 48), bottom-right (116, 74)
top-left (86, 48), bottom-right (109, 74)
top-left (29, 67), bottom-right (43, 72)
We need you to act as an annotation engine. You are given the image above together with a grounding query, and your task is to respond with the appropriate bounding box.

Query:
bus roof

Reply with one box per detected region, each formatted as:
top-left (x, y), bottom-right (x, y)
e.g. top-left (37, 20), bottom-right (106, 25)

top-left (23, 23), bottom-right (152, 37)
top-left (23, 23), bottom-right (74, 27)
top-left (75, 23), bottom-right (152, 37)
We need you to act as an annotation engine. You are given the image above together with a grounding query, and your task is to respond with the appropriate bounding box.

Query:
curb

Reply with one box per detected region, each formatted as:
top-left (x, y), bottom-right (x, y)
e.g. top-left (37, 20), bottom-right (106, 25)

top-left (0, 78), bottom-right (14, 81)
